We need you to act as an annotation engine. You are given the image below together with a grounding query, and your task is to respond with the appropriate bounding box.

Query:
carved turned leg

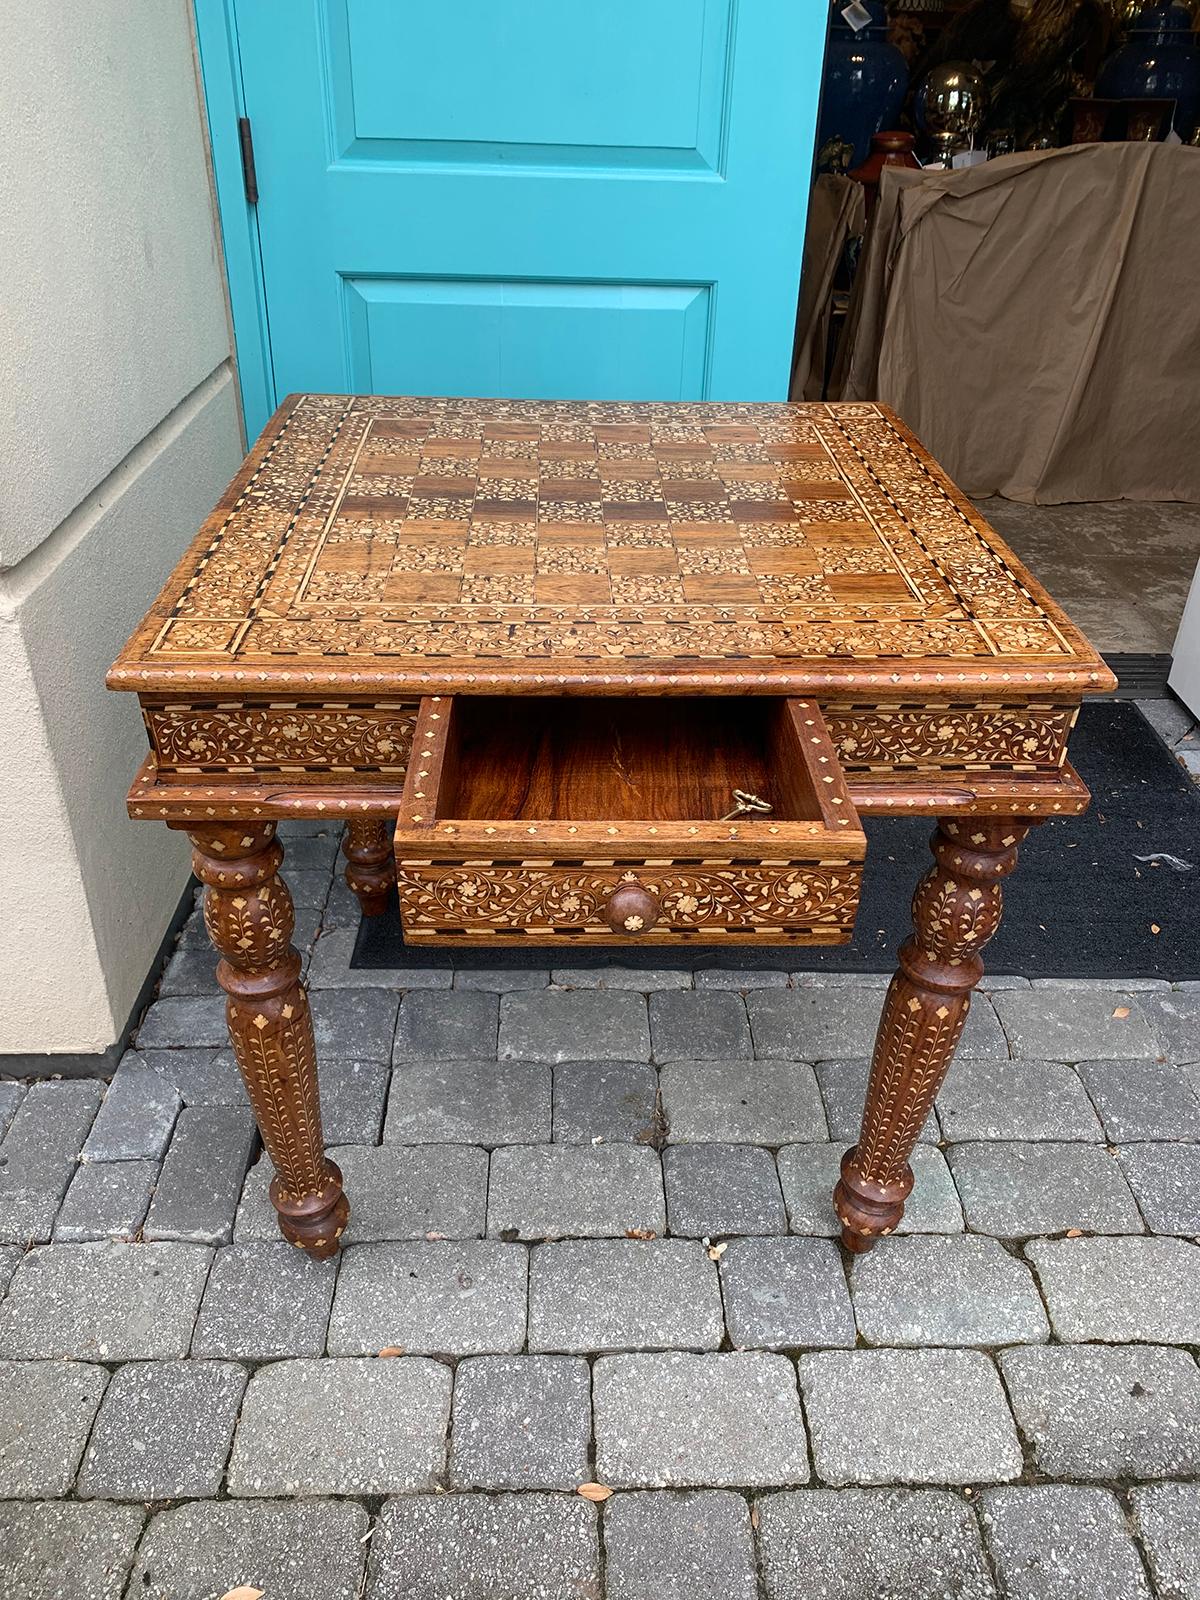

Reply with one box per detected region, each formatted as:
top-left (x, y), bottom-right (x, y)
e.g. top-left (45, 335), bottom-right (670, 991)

top-left (343, 817), bottom-right (395, 917)
top-left (186, 821), bottom-right (348, 1257)
top-left (835, 816), bottom-right (1029, 1252)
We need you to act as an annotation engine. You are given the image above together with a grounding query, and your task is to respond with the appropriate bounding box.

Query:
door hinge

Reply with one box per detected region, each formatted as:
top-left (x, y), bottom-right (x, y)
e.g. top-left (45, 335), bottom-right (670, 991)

top-left (238, 116), bottom-right (259, 205)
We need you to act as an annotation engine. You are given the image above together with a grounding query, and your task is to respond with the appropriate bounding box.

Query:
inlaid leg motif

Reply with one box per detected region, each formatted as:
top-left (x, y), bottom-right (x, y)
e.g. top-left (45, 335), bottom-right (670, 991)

top-left (185, 821), bottom-right (348, 1256)
top-left (834, 816), bottom-right (1028, 1252)
top-left (343, 817), bottom-right (395, 917)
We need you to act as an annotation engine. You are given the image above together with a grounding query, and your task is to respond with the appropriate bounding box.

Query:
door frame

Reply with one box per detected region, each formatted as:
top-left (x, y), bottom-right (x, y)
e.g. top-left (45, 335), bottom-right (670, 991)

top-left (194, 0), bottom-right (276, 440)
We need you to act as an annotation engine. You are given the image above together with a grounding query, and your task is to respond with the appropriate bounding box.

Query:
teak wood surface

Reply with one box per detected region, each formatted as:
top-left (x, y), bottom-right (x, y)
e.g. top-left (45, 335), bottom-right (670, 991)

top-left (110, 394), bottom-right (1114, 1256)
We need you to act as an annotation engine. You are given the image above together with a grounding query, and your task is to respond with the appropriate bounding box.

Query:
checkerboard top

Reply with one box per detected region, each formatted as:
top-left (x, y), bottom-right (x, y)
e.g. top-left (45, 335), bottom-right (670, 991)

top-left (111, 394), bottom-right (1109, 695)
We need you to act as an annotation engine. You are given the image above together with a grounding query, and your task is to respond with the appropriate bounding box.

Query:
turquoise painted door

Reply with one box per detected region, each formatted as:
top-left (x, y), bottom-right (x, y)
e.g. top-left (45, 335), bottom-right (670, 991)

top-left (229, 1), bottom-right (826, 425)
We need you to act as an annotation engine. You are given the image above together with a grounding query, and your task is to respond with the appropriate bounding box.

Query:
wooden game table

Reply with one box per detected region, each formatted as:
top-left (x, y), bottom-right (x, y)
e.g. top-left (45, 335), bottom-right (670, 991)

top-left (109, 395), bottom-right (1113, 1257)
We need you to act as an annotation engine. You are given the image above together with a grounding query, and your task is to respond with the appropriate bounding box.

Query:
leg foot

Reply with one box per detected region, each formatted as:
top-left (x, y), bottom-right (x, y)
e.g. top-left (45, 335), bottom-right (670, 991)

top-left (835, 816), bottom-right (1028, 1250)
top-left (343, 817), bottom-right (395, 917)
top-left (186, 821), bottom-right (348, 1256)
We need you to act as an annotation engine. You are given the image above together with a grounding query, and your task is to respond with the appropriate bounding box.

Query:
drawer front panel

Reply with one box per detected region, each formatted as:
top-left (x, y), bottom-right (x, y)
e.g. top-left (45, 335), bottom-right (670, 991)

top-left (144, 700), bottom-right (419, 776)
top-left (394, 857), bottom-right (862, 944)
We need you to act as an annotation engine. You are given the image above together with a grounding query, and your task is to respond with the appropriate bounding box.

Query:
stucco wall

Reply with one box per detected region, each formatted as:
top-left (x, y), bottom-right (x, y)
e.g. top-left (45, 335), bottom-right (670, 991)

top-left (0, 0), bottom-right (243, 1055)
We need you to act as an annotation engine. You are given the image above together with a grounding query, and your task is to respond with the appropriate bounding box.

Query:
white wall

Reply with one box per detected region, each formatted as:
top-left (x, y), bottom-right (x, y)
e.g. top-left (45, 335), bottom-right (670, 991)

top-left (0, 0), bottom-right (244, 1055)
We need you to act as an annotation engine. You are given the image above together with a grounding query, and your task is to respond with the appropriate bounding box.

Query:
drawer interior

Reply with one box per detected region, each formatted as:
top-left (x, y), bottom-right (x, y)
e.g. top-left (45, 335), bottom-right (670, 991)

top-left (429, 696), bottom-right (834, 827)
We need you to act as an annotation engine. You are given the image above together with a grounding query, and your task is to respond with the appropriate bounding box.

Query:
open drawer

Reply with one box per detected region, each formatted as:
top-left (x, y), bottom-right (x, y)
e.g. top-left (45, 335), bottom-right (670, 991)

top-left (393, 696), bottom-right (866, 945)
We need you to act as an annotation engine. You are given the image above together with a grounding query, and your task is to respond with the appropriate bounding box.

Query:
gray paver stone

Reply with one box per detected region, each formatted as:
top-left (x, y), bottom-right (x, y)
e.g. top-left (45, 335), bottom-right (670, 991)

top-left (947, 1141), bottom-right (1143, 1236)
top-left (312, 986), bottom-right (399, 1060)
top-left (551, 964), bottom-right (692, 990)
top-left (0, 1080), bottom-right (103, 1238)
top-left (0, 1501), bottom-right (144, 1600)
top-left (393, 989), bottom-right (499, 1060)
top-left (328, 1240), bottom-right (527, 1356)
top-left (552, 1061), bottom-right (660, 1144)
top-left (0, 1083), bottom-right (25, 1142)
top-left (454, 965), bottom-right (550, 991)
top-left (648, 991), bottom-right (752, 1060)
top-left (664, 1143), bottom-right (786, 1236)
top-left (1137, 697), bottom-right (1198, 746)
top-left (157, 942), bottom-right (219, 996)
top-left (1025, 1235), bottom-right (1200, 1342)
top-left (191, 1241), bottom-right (337, 1359)
top-left (594, 1351), bottom-right (809, 1488)
top-left (449, 1354), bottom-right (591, 1488)
top-left (529, 1238), bottom-right (723, 1353)
top-left (1142, 992), bottom-right (1200, 1062)
top-left (0, 1241), bottom-right (211, 1360)
top-left (135, 994), bottom-right (227, 1049)
top-left (0, 1360), bottom-right (107, 1497)
top-left (319, 1058), bottom-right (390, 1144)
top-left (53, 1160), bottom-right (157, 1243)
top-left (1119, 1142), bottom-right (1200, 1234)
top-left (720, 1237), bottom-right (855, 1349)
top-left (488, 1143), bottom-right (664, 1239)
top-left (228, 1356), bottom-right (450, 1495)
top-left (605, 1490), bottom-right (759, 1600)
top-left (815, 1058), bottom-right (938, 1144)
top-left (748, 987), bottom-right (882, 1059)
top-left (936, 1058), bottom-right (1101, 1141)
top-left (365, 1494), bottom-right (599, 1600)
top-left (695, 966), bottom-right (789, 989)
top-left (991, 988), bottom-right (1158, 1060)
top-left (140, 1046), bottom-right (246, 1106)
top-left (1131, 1482), bottom-right (1200, 1600)
top-left (144, 1105), bottom-right (258, 1245)
top-left (1000, 1344), bottom-right (1200, 1479)
top-left (307, 926), bottom-right (452, 989)
top-left (851, 1235), bottom-right (1049, 1347)
top-left (78, 1359), bottom-right (246, 1500)
top-left (83, 1057), bottom-right (178, 1161)
top-left (980, 1485), bottom-right (1150, 1600)
top-left (778, 1143), bottom-right (964, 1235)
top-left (799, 1349), bottom-right (1022, 1486)
top-left (755, 1488), bottom-right (997, 1600)
top-left (662, 1059), bottom-right (826, 1144)
top-left (499, 989), bottom-right (651, 1062)
top-left (130, 1499), bottom-right (368, 1600)
top-left (1077, 1058), bottom-right (1200, 1141)
top-left (0, 1246), bottom-right (21, 1297)
top-left (236, 1142), bottom-right (487, 1243)
top-left (384, 1058), bottom-right (551, 1145)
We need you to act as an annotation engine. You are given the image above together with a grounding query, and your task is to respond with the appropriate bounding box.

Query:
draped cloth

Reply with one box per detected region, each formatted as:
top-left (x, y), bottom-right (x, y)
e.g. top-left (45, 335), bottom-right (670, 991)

top-left (830, 143), bottom-right (1200, 503)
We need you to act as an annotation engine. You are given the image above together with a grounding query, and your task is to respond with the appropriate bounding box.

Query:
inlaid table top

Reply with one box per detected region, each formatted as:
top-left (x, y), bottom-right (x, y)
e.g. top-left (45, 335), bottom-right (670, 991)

top-left (110, 394), bottom-right (1112, 697)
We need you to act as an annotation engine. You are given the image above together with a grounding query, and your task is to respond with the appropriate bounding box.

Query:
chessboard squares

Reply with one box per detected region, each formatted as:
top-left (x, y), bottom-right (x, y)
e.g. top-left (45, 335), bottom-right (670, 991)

top-left (824, 573), bottom-right (914, 604)
top-left (534, 572), bottom-right (613, 604)
top-left (536, 540), bottom-right (608, 576)
top-left (602, 521), bottom-right (675, 548)
top-left (680, 573), bottom-right (760, 603)
top-left (604, 546), bottom-right (679, 577)
top-left (462, 544), bottom-right (535, 576)
top-left (460, 573), bottom-right (536, 604)
top-left (674, 539), bottom-right (751, 576)
top-left (467, 520), bottom-right (538, 547)
top-left (382, 570), bottom-right (464, 604)
top-left (801, 521), bottom-right (881, 545)
top-left (727, 498), bottom-right (802, 523)
top-left (610, 573), bottom-right (685, 604)
top-left (755, 572), bottom-right (839, 604)
top-left (745, 545), bottom-right (824, 577)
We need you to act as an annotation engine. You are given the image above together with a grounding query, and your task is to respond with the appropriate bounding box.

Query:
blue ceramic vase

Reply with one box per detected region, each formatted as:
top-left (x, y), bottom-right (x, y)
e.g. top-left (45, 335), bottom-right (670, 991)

top-left (1096, 1), bottom-right (1200, 140)
top-left (816, 1), bottom-right (909, 172)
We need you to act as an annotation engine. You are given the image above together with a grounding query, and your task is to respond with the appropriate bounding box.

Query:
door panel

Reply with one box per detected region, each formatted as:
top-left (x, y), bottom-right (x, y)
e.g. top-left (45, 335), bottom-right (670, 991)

top-left (231, 0), bottom-right (826, 422)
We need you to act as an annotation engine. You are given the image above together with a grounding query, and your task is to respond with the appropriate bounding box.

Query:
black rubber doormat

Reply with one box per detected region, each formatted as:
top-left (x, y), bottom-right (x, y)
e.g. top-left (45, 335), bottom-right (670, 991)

top-left (352, 702), bottom-right (1200, 982)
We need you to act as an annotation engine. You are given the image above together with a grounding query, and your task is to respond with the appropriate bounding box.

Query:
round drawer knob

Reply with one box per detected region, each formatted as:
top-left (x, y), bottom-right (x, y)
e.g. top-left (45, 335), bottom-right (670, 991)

top-left (605, 881), bottom-right (660, 936)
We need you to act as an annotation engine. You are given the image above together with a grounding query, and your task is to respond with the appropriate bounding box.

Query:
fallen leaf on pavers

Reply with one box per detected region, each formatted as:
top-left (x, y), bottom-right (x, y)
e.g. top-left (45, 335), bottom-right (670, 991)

top-left (1066, 1228), bottom-right (1083, 1238)
top-left (577, 1483), bottom-right (613, 1502)
top-left (1112, 1007), bottom-right (1131, 1019)
top-left (625, 1228), bottom-right (656, 1240)
top-left (707, 1242), bottom-right (728, 1261)
top-left (1151, 924), bottom-right (1161, 934)
top-left (220, 1588), bottom-right (264, 1600)
top-left (377, 1346), bottom-right (406, 1357)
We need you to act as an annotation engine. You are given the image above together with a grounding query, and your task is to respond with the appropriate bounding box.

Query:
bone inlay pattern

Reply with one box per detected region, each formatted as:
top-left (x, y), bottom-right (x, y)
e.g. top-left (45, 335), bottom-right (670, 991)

top-left (110, 395), bottom-right (1102, 684)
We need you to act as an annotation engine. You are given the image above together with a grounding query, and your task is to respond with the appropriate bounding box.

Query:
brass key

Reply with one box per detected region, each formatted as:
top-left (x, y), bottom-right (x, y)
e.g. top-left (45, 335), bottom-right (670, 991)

top-left (720, 788), bottom-right (773, 821)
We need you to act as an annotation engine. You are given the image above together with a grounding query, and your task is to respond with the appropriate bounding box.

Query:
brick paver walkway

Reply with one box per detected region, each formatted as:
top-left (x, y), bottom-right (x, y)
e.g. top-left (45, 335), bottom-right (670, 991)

top-left (2, 705), bottom-right (1199, 1597)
